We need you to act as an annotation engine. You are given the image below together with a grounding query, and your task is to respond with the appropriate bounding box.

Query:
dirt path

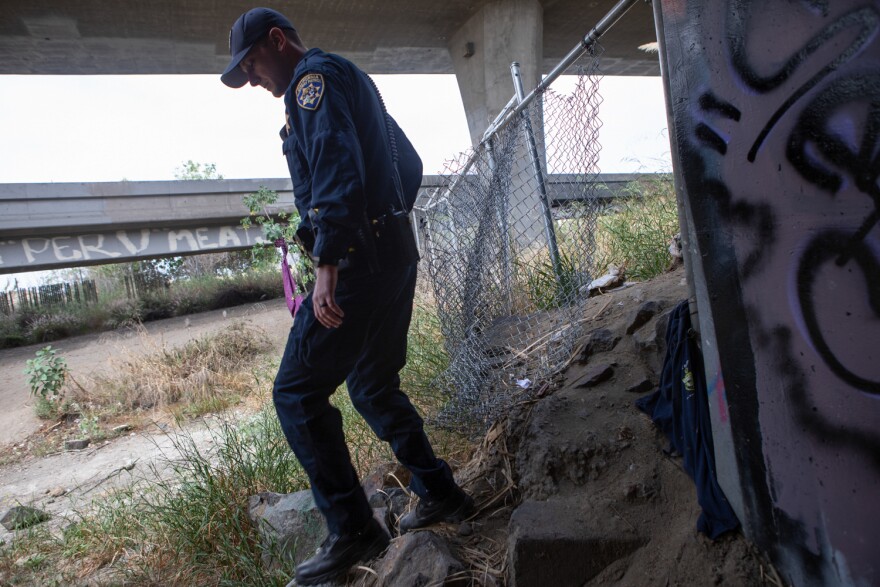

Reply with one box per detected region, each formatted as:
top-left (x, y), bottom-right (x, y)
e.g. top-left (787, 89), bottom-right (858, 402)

top-left (0, 299), bottom-right (295, 543)
top-left (0, 298), bottom-right (293, 447)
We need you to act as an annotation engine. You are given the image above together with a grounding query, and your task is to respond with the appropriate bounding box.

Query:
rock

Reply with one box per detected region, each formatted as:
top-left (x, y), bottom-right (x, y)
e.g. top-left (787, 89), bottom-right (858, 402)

top-left (373, 506), bottom-right (392, 537)
top-left (633, 324), bottom-right (659, 353)
top-left (112, 424), bottom-right (133, 433)
top-left (247, 491), bottom-right (326, 570)
top-left (626, 378), bottom-right (655, 394)
top-left (375, 531), bottom-right (466, 586)
top-left (588, 328), bottom-right (620, 354)
top-left (573, 364), bottom-right (614, 388)
top-left (635, 308), bottom-right (674, 375)
top-left (625, 300), bottom-right (662, 335)
top-left (362, 462), bottom-right (409, 505)
top-left (578, 329), bottom-right (620, 363)
top-left (508, 497), bottom-right (646, 587)
top-left (383, 487), bottom-right (411, 525)
top-left (368, 490), bottom-right (387, 509)
top-left (64, 439), bottom-right (90, 451)
top-left (1, 506), bottom-right (50, 531)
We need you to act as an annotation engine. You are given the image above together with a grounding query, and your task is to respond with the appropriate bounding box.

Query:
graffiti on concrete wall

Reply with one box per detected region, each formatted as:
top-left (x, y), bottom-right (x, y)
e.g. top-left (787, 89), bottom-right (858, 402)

top-left (659, 0), bottom-right (879, 585)
top-left (0, 225), bottom-right (266, 272)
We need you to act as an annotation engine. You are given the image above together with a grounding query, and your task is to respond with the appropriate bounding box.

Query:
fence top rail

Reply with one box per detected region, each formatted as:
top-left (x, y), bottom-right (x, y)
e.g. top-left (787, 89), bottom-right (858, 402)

top-left (480, 0), bottom-right (640, 144)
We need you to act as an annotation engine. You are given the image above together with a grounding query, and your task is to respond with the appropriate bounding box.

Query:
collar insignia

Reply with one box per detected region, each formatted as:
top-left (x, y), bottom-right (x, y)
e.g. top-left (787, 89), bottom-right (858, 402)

top-left (295, 73), bottom-right (325, 111)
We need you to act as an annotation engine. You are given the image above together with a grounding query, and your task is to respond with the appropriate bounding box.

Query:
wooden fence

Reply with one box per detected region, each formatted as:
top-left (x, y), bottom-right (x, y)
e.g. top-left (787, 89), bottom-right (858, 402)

top-left (0, 279), bottom-right (98, 315)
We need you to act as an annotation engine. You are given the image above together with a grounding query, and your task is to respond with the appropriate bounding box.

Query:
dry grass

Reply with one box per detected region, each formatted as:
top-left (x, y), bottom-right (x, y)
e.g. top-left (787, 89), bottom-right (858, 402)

top-left (75, 321), bottom-right (272, 417)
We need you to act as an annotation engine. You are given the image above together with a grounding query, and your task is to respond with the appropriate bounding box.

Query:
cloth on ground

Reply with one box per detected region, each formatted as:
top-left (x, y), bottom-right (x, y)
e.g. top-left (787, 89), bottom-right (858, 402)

top-left (635, 300), bottom-right (739, 539)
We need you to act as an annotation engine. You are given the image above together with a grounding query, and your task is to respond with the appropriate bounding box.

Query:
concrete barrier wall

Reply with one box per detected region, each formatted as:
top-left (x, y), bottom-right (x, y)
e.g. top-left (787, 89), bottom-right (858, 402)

top-left (0, 174), bottom-right (646, 274)
top-left (654, 1), bottom-right (879, 585)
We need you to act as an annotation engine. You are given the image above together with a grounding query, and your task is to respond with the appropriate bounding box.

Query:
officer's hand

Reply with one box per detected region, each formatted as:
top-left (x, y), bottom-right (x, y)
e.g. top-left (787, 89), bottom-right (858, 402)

top-left (312, 264), bottom-right (344, 328)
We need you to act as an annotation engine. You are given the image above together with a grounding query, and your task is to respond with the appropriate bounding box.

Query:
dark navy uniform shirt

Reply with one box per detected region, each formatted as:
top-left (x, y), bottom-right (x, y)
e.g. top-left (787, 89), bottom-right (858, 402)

top-left (281, 48), bottom-right (423, 265)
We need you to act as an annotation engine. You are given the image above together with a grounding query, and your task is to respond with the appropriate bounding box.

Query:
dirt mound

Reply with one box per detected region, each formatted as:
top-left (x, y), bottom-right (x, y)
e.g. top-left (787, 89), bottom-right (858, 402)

top-left (451, 267), bottom-right (769, 586)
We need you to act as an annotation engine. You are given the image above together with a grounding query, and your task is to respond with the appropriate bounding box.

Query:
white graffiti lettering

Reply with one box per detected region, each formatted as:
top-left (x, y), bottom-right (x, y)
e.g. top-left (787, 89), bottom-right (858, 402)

top-left (117, 229), bottom-right (151, 254)
top-left (22, 238), bottom-right (51, 263)
top-left (51, 237), bottom-right (83, 262)
top-left (78, 234), bottom-right (121, 260)
top-left (195, 227), bottom-right (218, 249)
top-left (168, 229), bottom-right (198, 252)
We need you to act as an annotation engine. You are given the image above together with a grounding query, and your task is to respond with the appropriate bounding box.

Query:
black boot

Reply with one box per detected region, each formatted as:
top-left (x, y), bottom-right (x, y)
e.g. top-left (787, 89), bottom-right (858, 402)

top-left (294, 518), bottom-right (389, 586)
top-left (399, 485), bottom-right (474, 533)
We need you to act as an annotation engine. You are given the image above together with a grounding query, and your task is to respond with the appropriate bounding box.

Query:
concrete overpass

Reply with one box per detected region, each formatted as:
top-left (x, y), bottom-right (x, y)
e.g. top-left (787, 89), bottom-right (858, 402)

top-left (0, 174), bottom-right (643, 274)
top-left (0, 0), bottom-right (659, 143)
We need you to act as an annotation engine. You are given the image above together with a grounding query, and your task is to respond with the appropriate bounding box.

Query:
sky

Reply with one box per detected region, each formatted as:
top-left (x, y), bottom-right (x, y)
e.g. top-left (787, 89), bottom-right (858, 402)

top-left (0, 74), bottom-right (670, 183)
top-left (0, 73), bottom-right (671, 287)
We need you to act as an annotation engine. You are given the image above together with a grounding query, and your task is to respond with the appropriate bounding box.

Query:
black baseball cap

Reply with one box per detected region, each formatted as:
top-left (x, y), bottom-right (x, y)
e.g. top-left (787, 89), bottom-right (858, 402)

top-left (221, 7), bottom-right (295, 88)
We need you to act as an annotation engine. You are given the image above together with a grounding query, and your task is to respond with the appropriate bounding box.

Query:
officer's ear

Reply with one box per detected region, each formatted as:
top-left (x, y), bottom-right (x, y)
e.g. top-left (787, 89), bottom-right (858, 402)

top-left (266, 27), bottom-right (287, 52)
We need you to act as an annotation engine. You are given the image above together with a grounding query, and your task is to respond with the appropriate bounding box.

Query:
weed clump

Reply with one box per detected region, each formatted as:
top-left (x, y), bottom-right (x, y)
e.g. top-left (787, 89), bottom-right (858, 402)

top-left (79, 322), bottom-right (271, 415)
top-left (594, 175), bottom-right (679, 281)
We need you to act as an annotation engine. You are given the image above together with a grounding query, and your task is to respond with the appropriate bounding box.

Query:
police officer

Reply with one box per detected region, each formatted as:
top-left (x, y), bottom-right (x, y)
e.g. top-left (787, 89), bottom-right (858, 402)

top-left (221, 8), bottom-right (473, 586)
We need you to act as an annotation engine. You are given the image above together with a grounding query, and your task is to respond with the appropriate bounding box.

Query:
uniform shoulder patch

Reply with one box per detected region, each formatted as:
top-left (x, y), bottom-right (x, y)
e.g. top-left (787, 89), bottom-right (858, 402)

top-left (295, 73), bottom-right (325, 111)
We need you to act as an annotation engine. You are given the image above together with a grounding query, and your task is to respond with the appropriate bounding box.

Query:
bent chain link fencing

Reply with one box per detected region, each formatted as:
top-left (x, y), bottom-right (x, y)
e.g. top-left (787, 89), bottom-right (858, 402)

top-left (415, 46), bottom-right (607, 432)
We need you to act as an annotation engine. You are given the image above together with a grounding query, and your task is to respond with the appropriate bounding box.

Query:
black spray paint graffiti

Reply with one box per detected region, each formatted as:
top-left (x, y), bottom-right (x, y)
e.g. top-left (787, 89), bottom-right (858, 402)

top-left (684, 0), bottom-right (880, 470)
top-left (787, 74), bottom-right (880, 394)
top-left (693, 90), bottom-right (777, 280)
top-left (723, 1), bottom-right (880, 394)
top-left (726, 2), bottom-right (879, 162)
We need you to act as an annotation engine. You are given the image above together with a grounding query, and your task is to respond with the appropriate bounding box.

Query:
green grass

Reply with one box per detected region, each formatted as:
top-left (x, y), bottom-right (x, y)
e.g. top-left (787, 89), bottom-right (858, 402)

top-left (0, 407), bottom-right (308, 585)
top-left (594, 175), bottom-right (679, 281)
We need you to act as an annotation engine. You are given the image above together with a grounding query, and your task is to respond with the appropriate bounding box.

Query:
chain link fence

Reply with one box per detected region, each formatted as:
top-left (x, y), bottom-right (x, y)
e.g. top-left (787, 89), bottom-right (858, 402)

top-left (417, 46), bottom-right (608, 431)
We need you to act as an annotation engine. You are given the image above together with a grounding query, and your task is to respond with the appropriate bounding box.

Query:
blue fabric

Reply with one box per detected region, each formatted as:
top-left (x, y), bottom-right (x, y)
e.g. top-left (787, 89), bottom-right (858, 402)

top-left (280, 48), bottom-right (422, 265)
top-left (635, 300), bottom-right (740, 539)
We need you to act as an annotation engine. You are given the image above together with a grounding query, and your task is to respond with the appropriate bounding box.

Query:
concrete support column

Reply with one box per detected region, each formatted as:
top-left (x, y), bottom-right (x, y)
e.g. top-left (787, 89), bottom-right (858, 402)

top-left (449, 0), bottom-right (543, 145)
top-left (448, 0), bottom-right (547, 249)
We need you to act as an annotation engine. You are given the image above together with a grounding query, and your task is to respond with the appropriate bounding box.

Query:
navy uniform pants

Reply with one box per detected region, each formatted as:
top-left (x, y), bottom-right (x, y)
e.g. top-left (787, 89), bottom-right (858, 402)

top-left (273, 262), bottom-right (455, 535)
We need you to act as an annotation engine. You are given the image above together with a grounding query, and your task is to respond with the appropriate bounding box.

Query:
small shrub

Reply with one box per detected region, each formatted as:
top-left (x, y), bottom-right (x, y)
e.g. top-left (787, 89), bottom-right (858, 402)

top-left (102, 298), bottom-right (142, 329)
top-left (25, 313), bottom-right (82, 343)
top-left (136, 291), bottom-right (174, 322)
top-left (77, 414), bottom-right (103, 440)
top-left (24, 346), bottom-right (67, 419)
top-left (0, 315), bottom-right (25, 349)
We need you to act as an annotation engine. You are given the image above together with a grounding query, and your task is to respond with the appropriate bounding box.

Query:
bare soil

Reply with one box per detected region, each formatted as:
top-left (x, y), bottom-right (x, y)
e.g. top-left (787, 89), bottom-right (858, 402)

top-left (0, 271), bottom-right (773, 585)
top-left (422, 266), bottom-right (773, 587)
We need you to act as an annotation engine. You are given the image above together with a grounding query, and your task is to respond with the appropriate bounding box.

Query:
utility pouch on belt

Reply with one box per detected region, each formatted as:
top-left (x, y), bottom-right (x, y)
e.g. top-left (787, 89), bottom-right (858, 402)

top-left (377, 210), bottom-right (419, 266)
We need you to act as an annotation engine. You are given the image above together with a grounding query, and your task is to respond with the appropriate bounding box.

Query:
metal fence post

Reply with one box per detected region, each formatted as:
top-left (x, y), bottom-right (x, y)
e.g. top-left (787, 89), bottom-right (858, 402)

top-left (511, 61), bottom-right (562, 278)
